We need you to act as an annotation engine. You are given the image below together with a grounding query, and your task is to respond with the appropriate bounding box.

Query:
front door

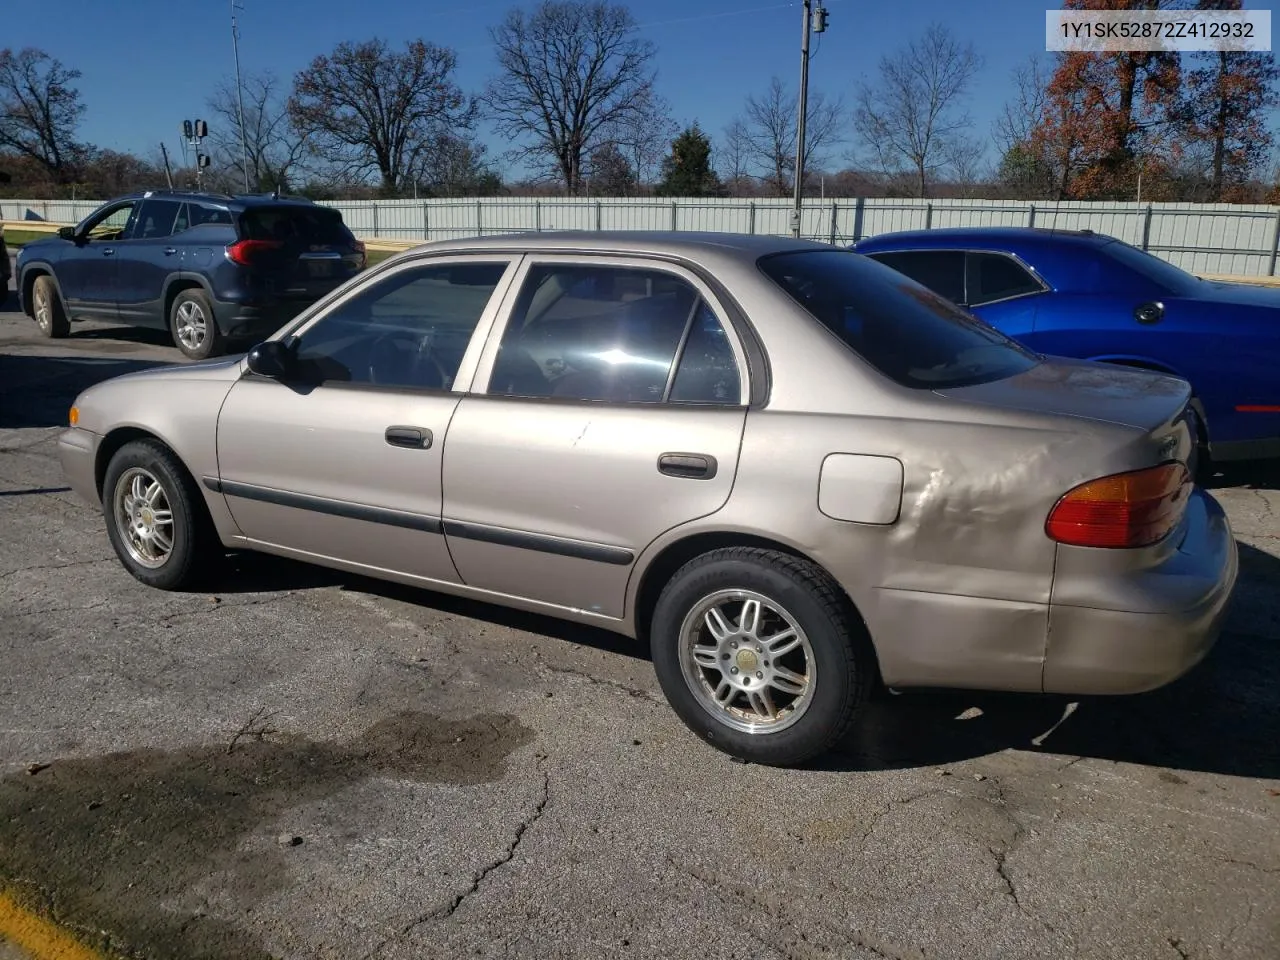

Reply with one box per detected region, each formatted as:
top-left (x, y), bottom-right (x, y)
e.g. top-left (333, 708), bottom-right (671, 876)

top-left (57, 199), bottom-right (138, 319)
top-left (214, 254), bottom-right (521, 584)
top-left (441, 256), bottom-right (751, 620)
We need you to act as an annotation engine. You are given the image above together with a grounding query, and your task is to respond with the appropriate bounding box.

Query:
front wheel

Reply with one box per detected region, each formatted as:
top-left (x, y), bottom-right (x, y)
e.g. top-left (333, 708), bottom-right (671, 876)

top-left (101, 439), bottom-right (219, 590)
top-left (650, 547), bottom-right (875, 766)
top-left (169, 288), bottom-right (225, 361)
top-left (32, 275), bottom-right (70, 338)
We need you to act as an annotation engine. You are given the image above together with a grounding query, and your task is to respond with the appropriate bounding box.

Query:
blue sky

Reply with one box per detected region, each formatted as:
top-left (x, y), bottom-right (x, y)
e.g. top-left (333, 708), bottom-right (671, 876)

top-left (7, 0), bottom-right (1077, 178)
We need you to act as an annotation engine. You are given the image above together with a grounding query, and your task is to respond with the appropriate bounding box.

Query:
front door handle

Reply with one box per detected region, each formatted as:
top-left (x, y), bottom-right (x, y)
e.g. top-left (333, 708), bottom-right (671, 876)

top-left (385, 425), bottom-right (432, 449)
top-left (163, 247), bottom-right (177, 256)
top-left (101, 248), bottom-right (115, 256)
top-left (658, 452), bottom-right (717, 480)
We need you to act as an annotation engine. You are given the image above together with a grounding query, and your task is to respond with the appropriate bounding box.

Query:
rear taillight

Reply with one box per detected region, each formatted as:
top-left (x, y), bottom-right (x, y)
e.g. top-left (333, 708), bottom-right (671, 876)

top-left (1045, 462), bottom-right (1191, 549)
top-left (353, 239), bottom-right (366, 269)
top-left (226, 238), bottom-right (283, 265)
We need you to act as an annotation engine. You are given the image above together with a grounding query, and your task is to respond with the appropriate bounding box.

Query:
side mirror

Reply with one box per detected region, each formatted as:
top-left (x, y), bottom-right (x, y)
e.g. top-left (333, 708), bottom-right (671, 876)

top-left (57, 225), bottom-right (77, 241)
top-left (245, 340), bottom-right (294, 379)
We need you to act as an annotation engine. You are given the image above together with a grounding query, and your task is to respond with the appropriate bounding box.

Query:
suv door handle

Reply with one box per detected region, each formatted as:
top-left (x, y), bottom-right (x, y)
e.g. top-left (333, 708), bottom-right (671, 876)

top-left (101, 248), bottom-right (115, 256)
top-left (658, 453), bottom-right (717, 480)
top-left (163, 247), bottom-right (177, 256)
top-left (385, 425), bottom-right (432, 450)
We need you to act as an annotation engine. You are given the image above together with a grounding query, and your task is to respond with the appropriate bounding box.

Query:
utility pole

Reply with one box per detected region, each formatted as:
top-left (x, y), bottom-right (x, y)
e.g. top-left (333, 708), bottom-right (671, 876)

top-left (159, 142), bottom-right (174, 189)
top-left (231, 0), bottom-right (252, 193)
top-left (791, 1), bottom-right (827, 238)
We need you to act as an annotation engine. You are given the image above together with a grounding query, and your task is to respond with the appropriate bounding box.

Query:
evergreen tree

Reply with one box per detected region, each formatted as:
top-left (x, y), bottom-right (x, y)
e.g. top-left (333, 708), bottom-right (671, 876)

top-left (656, 124), bottom-right (724, 197)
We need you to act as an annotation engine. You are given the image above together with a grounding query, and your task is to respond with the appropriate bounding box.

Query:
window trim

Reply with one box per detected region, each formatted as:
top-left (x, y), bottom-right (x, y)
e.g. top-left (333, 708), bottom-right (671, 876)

top-left (255, 253), bottom-right (525, 396)
top-left (864, 246), bottom-right (1050, 308)
top-left (467, 253), bottom-right (751, 409)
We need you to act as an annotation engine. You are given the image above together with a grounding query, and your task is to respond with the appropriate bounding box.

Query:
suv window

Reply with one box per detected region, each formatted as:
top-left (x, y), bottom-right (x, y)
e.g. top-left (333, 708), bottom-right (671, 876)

top-left (488, 263), bottom-right (735, 404)
top-left (82, 202), bottom-right (137, 242)
top-left (759, 250), bottom-right (1040, 390)
top-left (289, 261), bottom-right (510, 391)
top-left (865, 250), bottom-right (966, 304)
top-left (134, 199), bottom-right (184, 239)
top-left (966, 252), bottom-right (1043, 306)
top-left (240, 205), bottom-right (349, 245)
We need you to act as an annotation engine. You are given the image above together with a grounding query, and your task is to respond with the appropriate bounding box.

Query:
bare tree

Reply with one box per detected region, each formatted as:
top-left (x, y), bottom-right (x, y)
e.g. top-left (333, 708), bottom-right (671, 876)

top-left (718, 119), bottom-right (754, 195)
top-left (483, 1), bottom-right (659, 195)
top-left (602, 92), bottom-right (676, 189)
top-left (994, 55), bottom-right (1052, 156)
top-left (733, 76), bottom-right (844, 197)
top-left (409, 134), bottom-right (501, 197)
top-left (0, 47), bottom-right (86, 181)
top-left (944, 136), bottom-right (989, 197)
top-left (208, 71), bottom-right (307, 192)
top-left (853, 23), bottom-right (983, 198)
top-left (288, 38), bottom-right (474, 194)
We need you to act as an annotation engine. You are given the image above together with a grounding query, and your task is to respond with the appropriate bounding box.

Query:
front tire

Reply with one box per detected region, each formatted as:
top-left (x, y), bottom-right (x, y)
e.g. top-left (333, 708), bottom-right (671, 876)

top-left (169, 288), bottom-right (225, 361)
top-left (650, 547), bottom-right (874, 766)
top-left (32, 275), bottom-right (70, 338)
top-left (101, 439), bottom-right (218, 590)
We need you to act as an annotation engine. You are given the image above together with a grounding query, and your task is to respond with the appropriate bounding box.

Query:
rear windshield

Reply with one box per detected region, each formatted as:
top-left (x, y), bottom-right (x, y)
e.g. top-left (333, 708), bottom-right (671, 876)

top-left (758, 250), bottom-right (1041, 389)
top-left (238, 205), bottom-right (350, 245)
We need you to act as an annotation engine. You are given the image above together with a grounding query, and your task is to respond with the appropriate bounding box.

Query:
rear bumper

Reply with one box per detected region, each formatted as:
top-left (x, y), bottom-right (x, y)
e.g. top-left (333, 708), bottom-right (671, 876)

top-left (1042, 488), bottom-right (1238, 695)
top-left (209, 298), bottom-right (309, 341)
top-left (57, 427), bottom-right (101, 507)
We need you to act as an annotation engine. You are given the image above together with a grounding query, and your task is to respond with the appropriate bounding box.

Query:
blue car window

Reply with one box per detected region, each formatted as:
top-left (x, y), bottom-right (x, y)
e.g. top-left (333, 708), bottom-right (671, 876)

top-left (967, 252), bottom-right (1043, 306)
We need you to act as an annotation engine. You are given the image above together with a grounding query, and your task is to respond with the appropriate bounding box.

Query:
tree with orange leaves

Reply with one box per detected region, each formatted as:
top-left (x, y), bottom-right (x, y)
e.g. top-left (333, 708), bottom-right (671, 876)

top-left (1029, 0), bottom-right (1183, 199)
top-left (1177, 0), bottom-right (1279, 202)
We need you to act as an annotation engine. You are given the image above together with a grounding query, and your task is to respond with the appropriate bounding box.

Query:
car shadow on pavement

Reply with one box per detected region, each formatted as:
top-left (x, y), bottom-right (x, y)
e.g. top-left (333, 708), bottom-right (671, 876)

top-left (69, 324), bottom-right (178, 349)
top-left (1203, 457), bottom-right (1280, 492)
top-left (0, 353), bottom-right (171, 429)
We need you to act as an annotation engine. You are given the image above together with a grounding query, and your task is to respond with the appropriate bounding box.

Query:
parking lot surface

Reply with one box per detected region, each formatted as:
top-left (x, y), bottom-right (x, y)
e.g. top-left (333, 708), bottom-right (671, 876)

top-left (1, 279), bottom-right (1278, 960)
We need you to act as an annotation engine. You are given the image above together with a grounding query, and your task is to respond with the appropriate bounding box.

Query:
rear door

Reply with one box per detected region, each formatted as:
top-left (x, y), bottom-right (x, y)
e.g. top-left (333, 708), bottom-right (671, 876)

top-left (234, 204), bottom-right (364, 304)
top-left (440, 256), bottom-right (750, 620)
top-left (115, 197), bottom-right (186, 328)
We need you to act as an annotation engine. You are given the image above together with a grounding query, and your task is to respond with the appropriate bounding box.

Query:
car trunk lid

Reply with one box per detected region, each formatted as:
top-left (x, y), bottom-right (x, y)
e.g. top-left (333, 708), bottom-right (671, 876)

top-left (231, 205), bottom-right (364, 297)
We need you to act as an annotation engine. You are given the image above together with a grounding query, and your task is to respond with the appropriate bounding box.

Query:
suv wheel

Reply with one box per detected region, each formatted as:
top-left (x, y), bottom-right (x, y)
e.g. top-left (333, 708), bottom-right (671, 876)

top-left (32, 275), bottom-right (70, 338)
top-left (170, 288), bottom-right (225, 361)
top-left (650, 547), bottom-right (875, 767)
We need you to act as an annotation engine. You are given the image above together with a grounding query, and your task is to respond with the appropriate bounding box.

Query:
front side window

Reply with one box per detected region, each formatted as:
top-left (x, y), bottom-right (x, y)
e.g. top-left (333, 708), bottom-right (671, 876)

top-left (759, 250), bottom-right (1040, 389)
top-left (488, 263), bottom-right (739, 404)
top-left (82, 202), bottom-right (137, 242)
top-left (966, 252), bottom-right (1044, 306)
top-left (288, 260), bottom-right (510, 391)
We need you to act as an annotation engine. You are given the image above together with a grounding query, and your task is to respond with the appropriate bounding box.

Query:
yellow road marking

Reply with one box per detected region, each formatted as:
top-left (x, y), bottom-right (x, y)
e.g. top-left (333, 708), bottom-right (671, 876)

top-left (0, 892), bottom-right (108, 960)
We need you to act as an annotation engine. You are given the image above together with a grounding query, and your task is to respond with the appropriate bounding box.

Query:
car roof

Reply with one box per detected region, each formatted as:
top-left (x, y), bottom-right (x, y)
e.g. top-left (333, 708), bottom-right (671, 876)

top-left (108, 189), bottom-right (324, 211)
top-left (407, 230), bottom-right (834, 260)
top-left (854, 226), bottom-right (1118, 253)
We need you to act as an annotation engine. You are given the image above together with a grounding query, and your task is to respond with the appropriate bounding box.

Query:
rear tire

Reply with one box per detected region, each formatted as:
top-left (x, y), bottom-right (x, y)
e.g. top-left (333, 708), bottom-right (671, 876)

top-left (650, 547), bottom-right (874, 767)
top-left (101, 439), bottom-right (220, 590)
top-left (32, 275), bottom-right (70, 338)
top-left (169, 288), bottom-right (225, 361)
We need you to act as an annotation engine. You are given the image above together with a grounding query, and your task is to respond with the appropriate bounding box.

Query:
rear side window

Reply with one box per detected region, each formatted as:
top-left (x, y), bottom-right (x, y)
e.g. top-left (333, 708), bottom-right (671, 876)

top-left (966, 252), bottom-right (1043, 306)
top-left (239, 205), bottom-right (350, 245)
top-left (866, 250), bottom-right (966, 304)
top-left (134, 199), bottom-right (183, 239)
top-left (759, 250), bottom-right (1040, 389)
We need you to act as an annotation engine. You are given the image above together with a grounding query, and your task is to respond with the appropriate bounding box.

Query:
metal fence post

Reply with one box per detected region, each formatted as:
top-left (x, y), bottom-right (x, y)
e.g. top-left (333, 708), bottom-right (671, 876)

top-left (925, 202), bottom-right (933, 230)
top-left (1027, 204), bottom-right (1036, 228)
top-left (829, 201), bottom-right (838, 245)
top-left (476, 200), bottom-right (483, 236)
top-left (1269, 209), bottom-right (1280, 276)
top-left (852, 197), bottom-right (865, 241)
top-left (596, 200), bottom-right (603, 231)
top-left (1141, 204), bottom-right (1153, 251)
top-left (748, 201), bottom-right (756, 235)
top-left (422, 202), bottom-right (429, 242)
top-left (372, 202), bottom-right (379, 239)
top-left (671, 201), bottom-right (678, 231)
top-left (535, 200), bottom-right (542, 232)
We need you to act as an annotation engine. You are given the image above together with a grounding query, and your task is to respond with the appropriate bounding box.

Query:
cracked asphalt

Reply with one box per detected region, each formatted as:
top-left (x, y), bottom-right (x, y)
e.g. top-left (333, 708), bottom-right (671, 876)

top-left (1, 284), bottom-right (1278, 960)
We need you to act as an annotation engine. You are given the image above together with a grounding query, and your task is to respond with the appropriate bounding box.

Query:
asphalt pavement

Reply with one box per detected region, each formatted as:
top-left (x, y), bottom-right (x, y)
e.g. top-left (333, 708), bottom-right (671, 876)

top-left (0, 281), bottom-right (1277, 960)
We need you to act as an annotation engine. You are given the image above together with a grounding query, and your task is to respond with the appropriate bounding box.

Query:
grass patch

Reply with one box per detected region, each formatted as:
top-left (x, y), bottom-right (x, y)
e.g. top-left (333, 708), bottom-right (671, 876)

top-left (2, 229), bottom-right (55, 247)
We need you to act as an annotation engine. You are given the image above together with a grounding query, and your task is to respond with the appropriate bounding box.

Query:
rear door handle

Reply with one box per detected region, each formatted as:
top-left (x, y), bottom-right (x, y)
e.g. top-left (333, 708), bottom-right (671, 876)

top-left (101, 248), bottom-right (115, 256)
top-left (658, 452), bottom-right (717, 480)
top-left (385, 425), bottom-right (432, 449)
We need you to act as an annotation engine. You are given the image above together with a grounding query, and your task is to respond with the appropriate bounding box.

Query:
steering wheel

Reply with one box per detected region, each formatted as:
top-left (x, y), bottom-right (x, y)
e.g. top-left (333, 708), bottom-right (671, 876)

top-left (366, 331), bottom-right (450, 389)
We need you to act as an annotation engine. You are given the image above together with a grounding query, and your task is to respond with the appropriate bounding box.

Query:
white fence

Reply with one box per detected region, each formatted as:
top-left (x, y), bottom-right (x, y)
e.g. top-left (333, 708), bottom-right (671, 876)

top-left (5, 195), bottom-right (1279, 277)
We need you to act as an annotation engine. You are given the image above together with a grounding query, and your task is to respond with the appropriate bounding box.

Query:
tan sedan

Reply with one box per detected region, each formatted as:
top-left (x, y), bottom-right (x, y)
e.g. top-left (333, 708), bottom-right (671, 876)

top-left (57, 232), bottom-right (1238, 765)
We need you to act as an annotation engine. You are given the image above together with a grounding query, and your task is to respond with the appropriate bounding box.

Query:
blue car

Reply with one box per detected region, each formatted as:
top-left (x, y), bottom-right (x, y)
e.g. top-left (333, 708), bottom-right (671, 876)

top-left (16, 189), bottom-right (366, 360)
top-left (851, 226), bottom-right (1280, 466)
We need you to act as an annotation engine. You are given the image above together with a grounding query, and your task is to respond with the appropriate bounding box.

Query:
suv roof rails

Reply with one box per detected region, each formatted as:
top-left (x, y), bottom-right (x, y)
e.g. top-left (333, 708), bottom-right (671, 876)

top-left (232, 191), bottom-right (315, 202)
top-left (142, 187), bottom-right (237, 202)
